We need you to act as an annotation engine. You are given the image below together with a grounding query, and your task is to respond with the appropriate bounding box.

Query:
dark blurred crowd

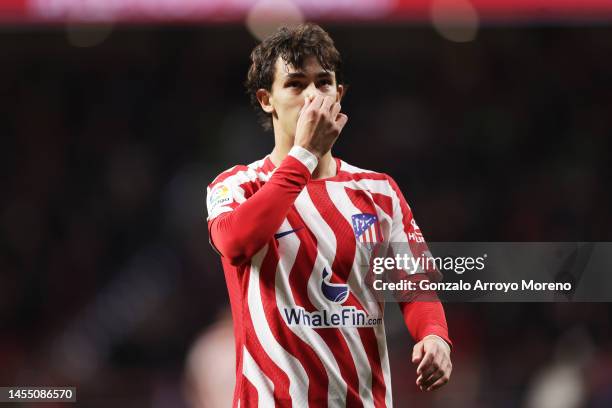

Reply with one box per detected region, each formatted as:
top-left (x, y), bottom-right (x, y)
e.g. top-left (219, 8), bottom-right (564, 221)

top-left (1, 25), bottom-right (611, 407)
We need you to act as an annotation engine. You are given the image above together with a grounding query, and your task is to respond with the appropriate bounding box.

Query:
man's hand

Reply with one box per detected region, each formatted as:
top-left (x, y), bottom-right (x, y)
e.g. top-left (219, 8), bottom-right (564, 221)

top-left (294, 95), bottom-right (348, 159)
top-left (412, 335), bottom-right (452, 391)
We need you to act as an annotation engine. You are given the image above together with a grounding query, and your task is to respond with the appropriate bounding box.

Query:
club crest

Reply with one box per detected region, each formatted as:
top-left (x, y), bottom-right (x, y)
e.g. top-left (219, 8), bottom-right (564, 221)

top-left (351, 213), bottom-right (383, 248)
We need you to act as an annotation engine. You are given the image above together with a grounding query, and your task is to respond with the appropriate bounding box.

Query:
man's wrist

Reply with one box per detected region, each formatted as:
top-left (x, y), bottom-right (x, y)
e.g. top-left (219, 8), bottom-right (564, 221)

top-left (288, 146), bottom-right (319, 174)
top-left (423, 335), bottom-right (452, 353)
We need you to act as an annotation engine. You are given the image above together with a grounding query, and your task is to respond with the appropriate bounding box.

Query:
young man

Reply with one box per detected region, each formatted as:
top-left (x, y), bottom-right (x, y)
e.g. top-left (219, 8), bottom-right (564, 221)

top-left (206, 23), bottom-right (452, 407)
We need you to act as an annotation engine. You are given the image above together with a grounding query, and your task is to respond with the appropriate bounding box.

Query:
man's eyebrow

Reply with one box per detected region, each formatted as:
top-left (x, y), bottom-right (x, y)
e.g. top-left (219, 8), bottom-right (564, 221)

top-left (284, 71), bottom-right (333, 79)
top-left (285, 72), bottom-right (307, 79)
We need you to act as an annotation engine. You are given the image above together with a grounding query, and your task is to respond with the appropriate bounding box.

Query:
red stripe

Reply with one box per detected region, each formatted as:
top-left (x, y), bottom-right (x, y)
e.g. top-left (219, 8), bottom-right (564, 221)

top-left (262, 156), bottom-right (277, 173)
top-left (241, 375), bottom-right (259, 408)
top-left (257, 240), bottom-right (330, 407)
top-left (371, 192), bottom-right (393, 218)
top-left (286, 209), bottom-right (364, 408)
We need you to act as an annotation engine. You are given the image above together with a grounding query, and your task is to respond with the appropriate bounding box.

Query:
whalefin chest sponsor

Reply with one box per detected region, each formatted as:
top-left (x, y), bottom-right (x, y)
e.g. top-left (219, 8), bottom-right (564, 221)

top-left (282, 268), bottom-right (382, 328)
top-left (283, 306), bottom-right (382, 328)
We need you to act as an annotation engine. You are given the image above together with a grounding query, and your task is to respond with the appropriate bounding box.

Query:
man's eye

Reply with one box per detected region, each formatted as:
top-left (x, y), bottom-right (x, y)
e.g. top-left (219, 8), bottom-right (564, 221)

top-left (286, 82), bottom-right (302, 88)
top-left (318, 80), bottom-right (332, 87)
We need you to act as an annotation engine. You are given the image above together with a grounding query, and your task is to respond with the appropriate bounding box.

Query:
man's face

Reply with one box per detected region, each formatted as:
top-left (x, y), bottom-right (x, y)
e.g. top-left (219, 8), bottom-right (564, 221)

top-left (259, 55), bottom-right (343, 139)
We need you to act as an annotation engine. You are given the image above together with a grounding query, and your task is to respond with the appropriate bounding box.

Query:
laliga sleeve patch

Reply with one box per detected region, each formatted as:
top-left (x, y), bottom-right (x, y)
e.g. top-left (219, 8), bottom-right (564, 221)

top-left (207, 182), bottom-right (234, 215)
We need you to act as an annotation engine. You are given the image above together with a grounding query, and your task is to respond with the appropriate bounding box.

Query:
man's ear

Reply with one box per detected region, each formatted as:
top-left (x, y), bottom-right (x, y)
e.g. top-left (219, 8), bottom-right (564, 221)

top-left (336, 84), bottom-right (345, 103)
top-left (256, 89), bottom-right (274, 114)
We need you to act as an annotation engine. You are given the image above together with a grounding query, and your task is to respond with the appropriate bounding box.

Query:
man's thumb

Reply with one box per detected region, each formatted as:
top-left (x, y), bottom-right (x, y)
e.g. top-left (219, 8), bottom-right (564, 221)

top-left (412, 342), bottom-right (424, 364)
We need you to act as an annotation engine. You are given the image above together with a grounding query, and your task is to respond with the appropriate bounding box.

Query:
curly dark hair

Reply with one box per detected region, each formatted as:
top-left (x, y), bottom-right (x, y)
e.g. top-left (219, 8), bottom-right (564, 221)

top-left (245, 23), bottom-right (344, 131)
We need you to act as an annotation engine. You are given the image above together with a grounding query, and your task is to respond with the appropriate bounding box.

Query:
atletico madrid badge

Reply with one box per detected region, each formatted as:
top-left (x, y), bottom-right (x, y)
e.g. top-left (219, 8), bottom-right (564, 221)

top-left (351, 213), bottom-right (383, 250)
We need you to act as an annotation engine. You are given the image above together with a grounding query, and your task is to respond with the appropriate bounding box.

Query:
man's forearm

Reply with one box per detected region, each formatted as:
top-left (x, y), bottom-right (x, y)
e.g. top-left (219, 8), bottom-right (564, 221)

top-left (399, 300), bottom-right (452, 347)
top-left (209, 147), bottom-right (317, 265)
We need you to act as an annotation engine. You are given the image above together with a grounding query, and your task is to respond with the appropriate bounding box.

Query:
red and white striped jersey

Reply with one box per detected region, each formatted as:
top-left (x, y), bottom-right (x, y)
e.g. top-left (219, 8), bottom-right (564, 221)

top-left (206, 148), bottom-right (450, 408)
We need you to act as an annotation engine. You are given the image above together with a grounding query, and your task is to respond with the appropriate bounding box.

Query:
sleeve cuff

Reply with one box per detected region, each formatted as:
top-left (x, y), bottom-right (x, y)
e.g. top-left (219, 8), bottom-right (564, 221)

top-left (288, 146), bottom-right (318, 174)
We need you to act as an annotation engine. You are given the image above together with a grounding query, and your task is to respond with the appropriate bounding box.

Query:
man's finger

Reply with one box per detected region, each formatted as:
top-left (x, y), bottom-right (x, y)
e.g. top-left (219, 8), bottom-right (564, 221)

top-left (419, 367), bottom-right (443, 389)
top-left (426, 372), bottom-right (450, 391)
top-left (416, 350), bottom-right (435, 375)
top-left (419, 358), bottom-right (452, 390)
top-left (330, 102), bottom-right (341, 119)
top-left (418, 362), bottom-right (438, 386)
top-left (310, 94), bottom-right (324, 110)
top-left (412, 342), bottom-right (424, 364)
top-left (321, 95), bottom-right (334, 113)
top-left (335, 113), bottom-right (348, 131)
top-left (299, 95), bottom-right (314, 116)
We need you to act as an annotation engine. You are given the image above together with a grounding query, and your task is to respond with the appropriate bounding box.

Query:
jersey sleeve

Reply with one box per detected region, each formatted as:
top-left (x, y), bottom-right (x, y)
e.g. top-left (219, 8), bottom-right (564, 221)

top-left (386, 175), bottom-right (452, 347)
top-left (206, 147), bottom-right (318, 266)
top-left (206, 167), bottom-right (249, 222)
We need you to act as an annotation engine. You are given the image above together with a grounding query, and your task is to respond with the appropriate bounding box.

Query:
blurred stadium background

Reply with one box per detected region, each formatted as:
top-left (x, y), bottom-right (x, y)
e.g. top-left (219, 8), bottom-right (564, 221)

top-left (1, 0), bottom-right (612, 407)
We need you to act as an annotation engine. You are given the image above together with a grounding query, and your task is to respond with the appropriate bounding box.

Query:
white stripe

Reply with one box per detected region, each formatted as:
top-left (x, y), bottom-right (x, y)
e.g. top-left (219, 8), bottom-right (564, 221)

top-left (370, 225), bottom-right (377, 243)
top-left (247, 157), bottom-right (268, 170)
top-left (211, 157), bottom-right (270, 185)
top-left (243, 347), bottom-right (275, 407)
top-left (275, 218), bottom-right (348, 407)
top-left (247, 245), bottom-right (310, 406)
top-left (339, 160), bottom-right (378, 175)
top-left (212, 164), bottom-right (275, 193)
top-left (336, 179), bottom-right (393, 199)
top-left (294, 188), bottom-right (375, 408)
top-left (226, 168), bottom-right (274, 191)
top-left (206, 206), bottom-right (233, 221)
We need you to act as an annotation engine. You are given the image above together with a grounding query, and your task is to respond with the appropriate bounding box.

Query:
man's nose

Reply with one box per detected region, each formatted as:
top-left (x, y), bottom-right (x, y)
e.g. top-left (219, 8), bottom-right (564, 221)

top-left (304, 83), bottom-right (323, 99)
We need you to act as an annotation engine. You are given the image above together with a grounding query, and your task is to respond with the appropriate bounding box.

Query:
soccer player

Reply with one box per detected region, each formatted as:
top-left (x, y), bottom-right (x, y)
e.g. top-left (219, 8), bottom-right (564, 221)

top-left (206, 23), bottom-right (452, 407)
